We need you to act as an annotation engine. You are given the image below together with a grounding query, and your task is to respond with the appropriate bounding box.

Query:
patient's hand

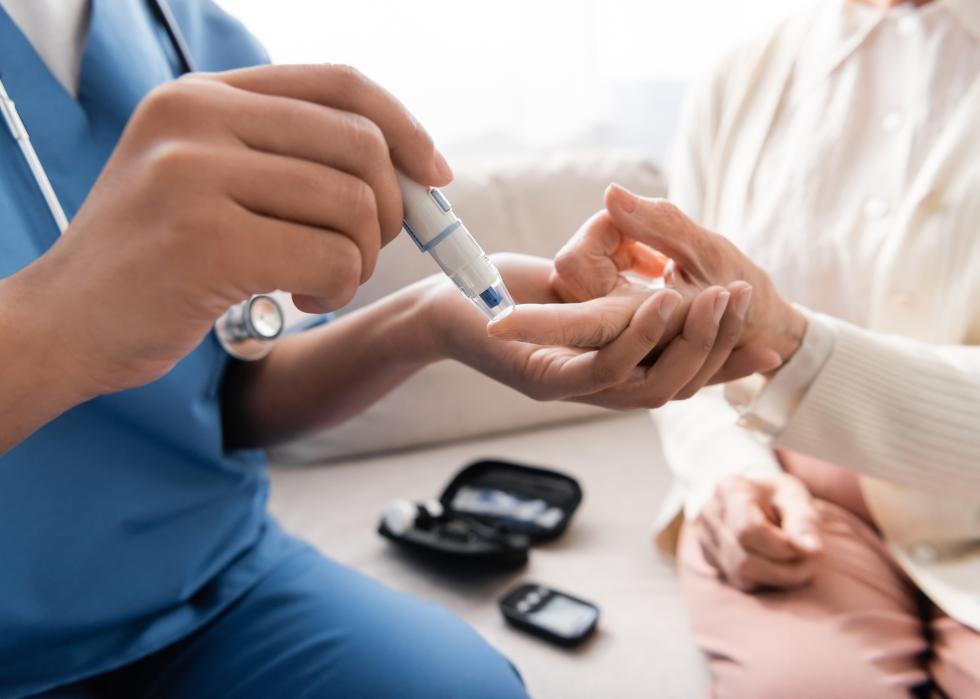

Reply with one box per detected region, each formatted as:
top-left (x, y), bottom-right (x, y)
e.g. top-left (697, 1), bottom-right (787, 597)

top-left (694, 473), bottom-right (823, 592)
top-left (426, 253), bottom-right (748, 409)
top-left (490, 185), bottom-right (801, 391)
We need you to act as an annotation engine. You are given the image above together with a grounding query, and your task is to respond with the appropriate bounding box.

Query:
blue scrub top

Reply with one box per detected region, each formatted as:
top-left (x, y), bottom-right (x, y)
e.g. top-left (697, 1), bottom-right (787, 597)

top-left (0, 2), bottom-right (300, 695)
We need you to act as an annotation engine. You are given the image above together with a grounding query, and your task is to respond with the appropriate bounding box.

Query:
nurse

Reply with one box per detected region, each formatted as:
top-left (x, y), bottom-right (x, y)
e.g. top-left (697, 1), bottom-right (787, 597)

top-left (0, 1), bottom-right (752, 696)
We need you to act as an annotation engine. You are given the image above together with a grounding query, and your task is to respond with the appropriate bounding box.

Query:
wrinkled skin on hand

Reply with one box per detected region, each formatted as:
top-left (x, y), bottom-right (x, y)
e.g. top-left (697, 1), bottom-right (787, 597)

top-left (694, 472), bottom-right (824, 593)
top-left (549, 209), bottom-right (691, 365)
top-left (550, 206), bottom-right (784, 378)
top-left (491, 183), bottom-right (802, 394)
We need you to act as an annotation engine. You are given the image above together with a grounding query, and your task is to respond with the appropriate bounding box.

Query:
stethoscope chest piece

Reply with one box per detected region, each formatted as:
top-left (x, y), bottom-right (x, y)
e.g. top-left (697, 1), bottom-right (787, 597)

top-left (215, 295), bottom-right (284, 361)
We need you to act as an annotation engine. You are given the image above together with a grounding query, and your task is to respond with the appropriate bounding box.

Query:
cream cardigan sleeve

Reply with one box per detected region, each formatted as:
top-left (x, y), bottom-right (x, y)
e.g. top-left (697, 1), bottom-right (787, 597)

top-left (758, 315), bottom-right (980, 496)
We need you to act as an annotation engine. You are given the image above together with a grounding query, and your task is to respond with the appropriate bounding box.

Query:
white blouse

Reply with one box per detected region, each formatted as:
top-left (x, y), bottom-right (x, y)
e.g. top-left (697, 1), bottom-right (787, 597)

top-left (653, 0), bottom-right (980, 630)
top-left (739, 0), bottom-right (980, 328)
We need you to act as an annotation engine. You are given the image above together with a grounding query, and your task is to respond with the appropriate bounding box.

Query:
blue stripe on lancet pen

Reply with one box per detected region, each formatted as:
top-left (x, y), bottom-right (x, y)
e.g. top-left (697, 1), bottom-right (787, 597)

top-left (479, 285), bottom-right (503, 308)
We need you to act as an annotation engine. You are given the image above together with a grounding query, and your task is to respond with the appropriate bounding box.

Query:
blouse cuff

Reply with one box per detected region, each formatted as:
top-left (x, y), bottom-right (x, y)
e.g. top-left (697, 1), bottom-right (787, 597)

top-left (725, 307), bottom-right (835, 437)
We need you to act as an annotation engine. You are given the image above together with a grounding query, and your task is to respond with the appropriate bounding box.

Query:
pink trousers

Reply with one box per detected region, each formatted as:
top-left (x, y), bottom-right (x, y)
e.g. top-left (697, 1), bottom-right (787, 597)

top-left (679, 496), bottom-right (980, 698)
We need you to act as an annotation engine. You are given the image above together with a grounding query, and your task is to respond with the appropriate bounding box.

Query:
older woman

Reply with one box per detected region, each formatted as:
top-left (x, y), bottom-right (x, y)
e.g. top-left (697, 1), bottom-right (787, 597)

top-left (493, 0), bottom-right (980, 695)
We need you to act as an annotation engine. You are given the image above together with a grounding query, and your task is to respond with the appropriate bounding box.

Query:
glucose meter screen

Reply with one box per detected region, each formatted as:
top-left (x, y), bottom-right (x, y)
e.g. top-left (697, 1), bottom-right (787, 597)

top-left (527, 596), bottom-right (596, 637)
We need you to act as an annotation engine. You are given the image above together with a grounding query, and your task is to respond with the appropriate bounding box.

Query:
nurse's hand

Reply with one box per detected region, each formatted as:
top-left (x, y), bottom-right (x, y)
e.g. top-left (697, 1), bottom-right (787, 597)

top-left (428, 254), bottom-right (749, 409)
top-left (12, 64), bottom-right (447, 402)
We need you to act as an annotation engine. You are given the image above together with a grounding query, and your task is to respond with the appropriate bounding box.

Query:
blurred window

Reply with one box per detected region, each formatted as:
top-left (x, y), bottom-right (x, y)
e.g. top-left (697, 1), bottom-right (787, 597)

top-left (218, 0), bottom-right (808, 160)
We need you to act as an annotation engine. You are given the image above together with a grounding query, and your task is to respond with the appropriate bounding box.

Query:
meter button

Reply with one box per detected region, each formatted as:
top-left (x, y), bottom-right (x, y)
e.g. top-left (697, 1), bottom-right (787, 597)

top-left (429, 188), bottom-right (452, 213)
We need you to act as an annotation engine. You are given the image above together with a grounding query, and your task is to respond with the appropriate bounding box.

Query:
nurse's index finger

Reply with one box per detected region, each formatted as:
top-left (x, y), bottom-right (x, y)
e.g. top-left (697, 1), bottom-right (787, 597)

top-left (522, 291), bottom-right (676, 401)
top-left (674, 281), bottom-right (752, 399)
top-left (634, 286), bottom-right (729, 406)
top-left (211, 64), bottom-right (452, 187)
top-left (564, 290), bottom-right (682, 395)
top-left (487, 294), bottom-right (643, 348)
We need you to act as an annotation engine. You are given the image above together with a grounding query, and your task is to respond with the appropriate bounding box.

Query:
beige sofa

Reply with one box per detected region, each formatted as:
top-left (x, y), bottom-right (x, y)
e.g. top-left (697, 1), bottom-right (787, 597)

top-left (268, 153), bottom-right (709, 698)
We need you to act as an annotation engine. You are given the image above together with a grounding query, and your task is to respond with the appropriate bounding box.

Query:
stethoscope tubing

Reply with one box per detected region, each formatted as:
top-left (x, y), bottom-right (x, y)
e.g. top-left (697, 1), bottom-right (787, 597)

top-left (0, 78), bottom-right (69, 232)
top-left (148, 0), bottom-right (197, 74)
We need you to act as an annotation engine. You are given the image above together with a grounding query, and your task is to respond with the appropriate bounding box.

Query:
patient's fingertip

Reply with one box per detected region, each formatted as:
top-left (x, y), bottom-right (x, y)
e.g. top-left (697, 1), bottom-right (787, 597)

top-left (606, 182), bottom-right (638, 214)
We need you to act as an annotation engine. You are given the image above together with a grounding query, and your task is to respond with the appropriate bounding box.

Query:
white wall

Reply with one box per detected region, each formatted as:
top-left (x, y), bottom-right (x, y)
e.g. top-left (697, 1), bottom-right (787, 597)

top-left (217, 0), bottom-right (810, 162)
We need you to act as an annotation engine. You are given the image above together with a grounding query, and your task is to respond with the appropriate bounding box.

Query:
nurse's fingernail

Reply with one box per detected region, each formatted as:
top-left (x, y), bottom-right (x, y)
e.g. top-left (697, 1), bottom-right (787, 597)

top-left (659, 293), bottom-right (680, 321)
top-left (434, 151), bottom-right (454, 181)
top-left (487, 318), bottom-right (517, 339)
top-left (713, 291), bottom-right (731, 324)
top-left (734, 286), bottom-right (753, 320)
top-left (609, 183), bottom-right (638, 214)
top-left (761, 350), bottom-right (783, 372)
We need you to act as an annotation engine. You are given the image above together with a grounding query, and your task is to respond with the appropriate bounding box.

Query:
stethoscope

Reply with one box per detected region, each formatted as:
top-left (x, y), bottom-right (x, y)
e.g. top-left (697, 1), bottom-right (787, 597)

top-left (0, 0), bottom-right (284, 361)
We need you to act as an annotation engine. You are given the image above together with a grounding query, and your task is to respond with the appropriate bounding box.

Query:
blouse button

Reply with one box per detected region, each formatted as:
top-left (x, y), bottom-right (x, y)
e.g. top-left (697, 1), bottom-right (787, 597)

top-left (897, 16), bottom-right (919, 37)
top-left (864, 198), bottom-right (890, 219)
top-left (882, 112), bottom-right (903, 133)
top-left (889, 291), bottom-right (917, 309)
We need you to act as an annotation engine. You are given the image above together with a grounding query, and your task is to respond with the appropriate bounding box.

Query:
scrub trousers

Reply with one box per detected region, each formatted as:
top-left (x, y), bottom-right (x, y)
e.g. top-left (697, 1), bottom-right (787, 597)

top-left (38, 544), bottom-right (529, 699)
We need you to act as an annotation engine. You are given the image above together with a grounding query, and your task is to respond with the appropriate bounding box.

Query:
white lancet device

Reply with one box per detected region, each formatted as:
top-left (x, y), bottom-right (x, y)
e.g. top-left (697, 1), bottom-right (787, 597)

top-left (397, 171), bottom-right (515, 320)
